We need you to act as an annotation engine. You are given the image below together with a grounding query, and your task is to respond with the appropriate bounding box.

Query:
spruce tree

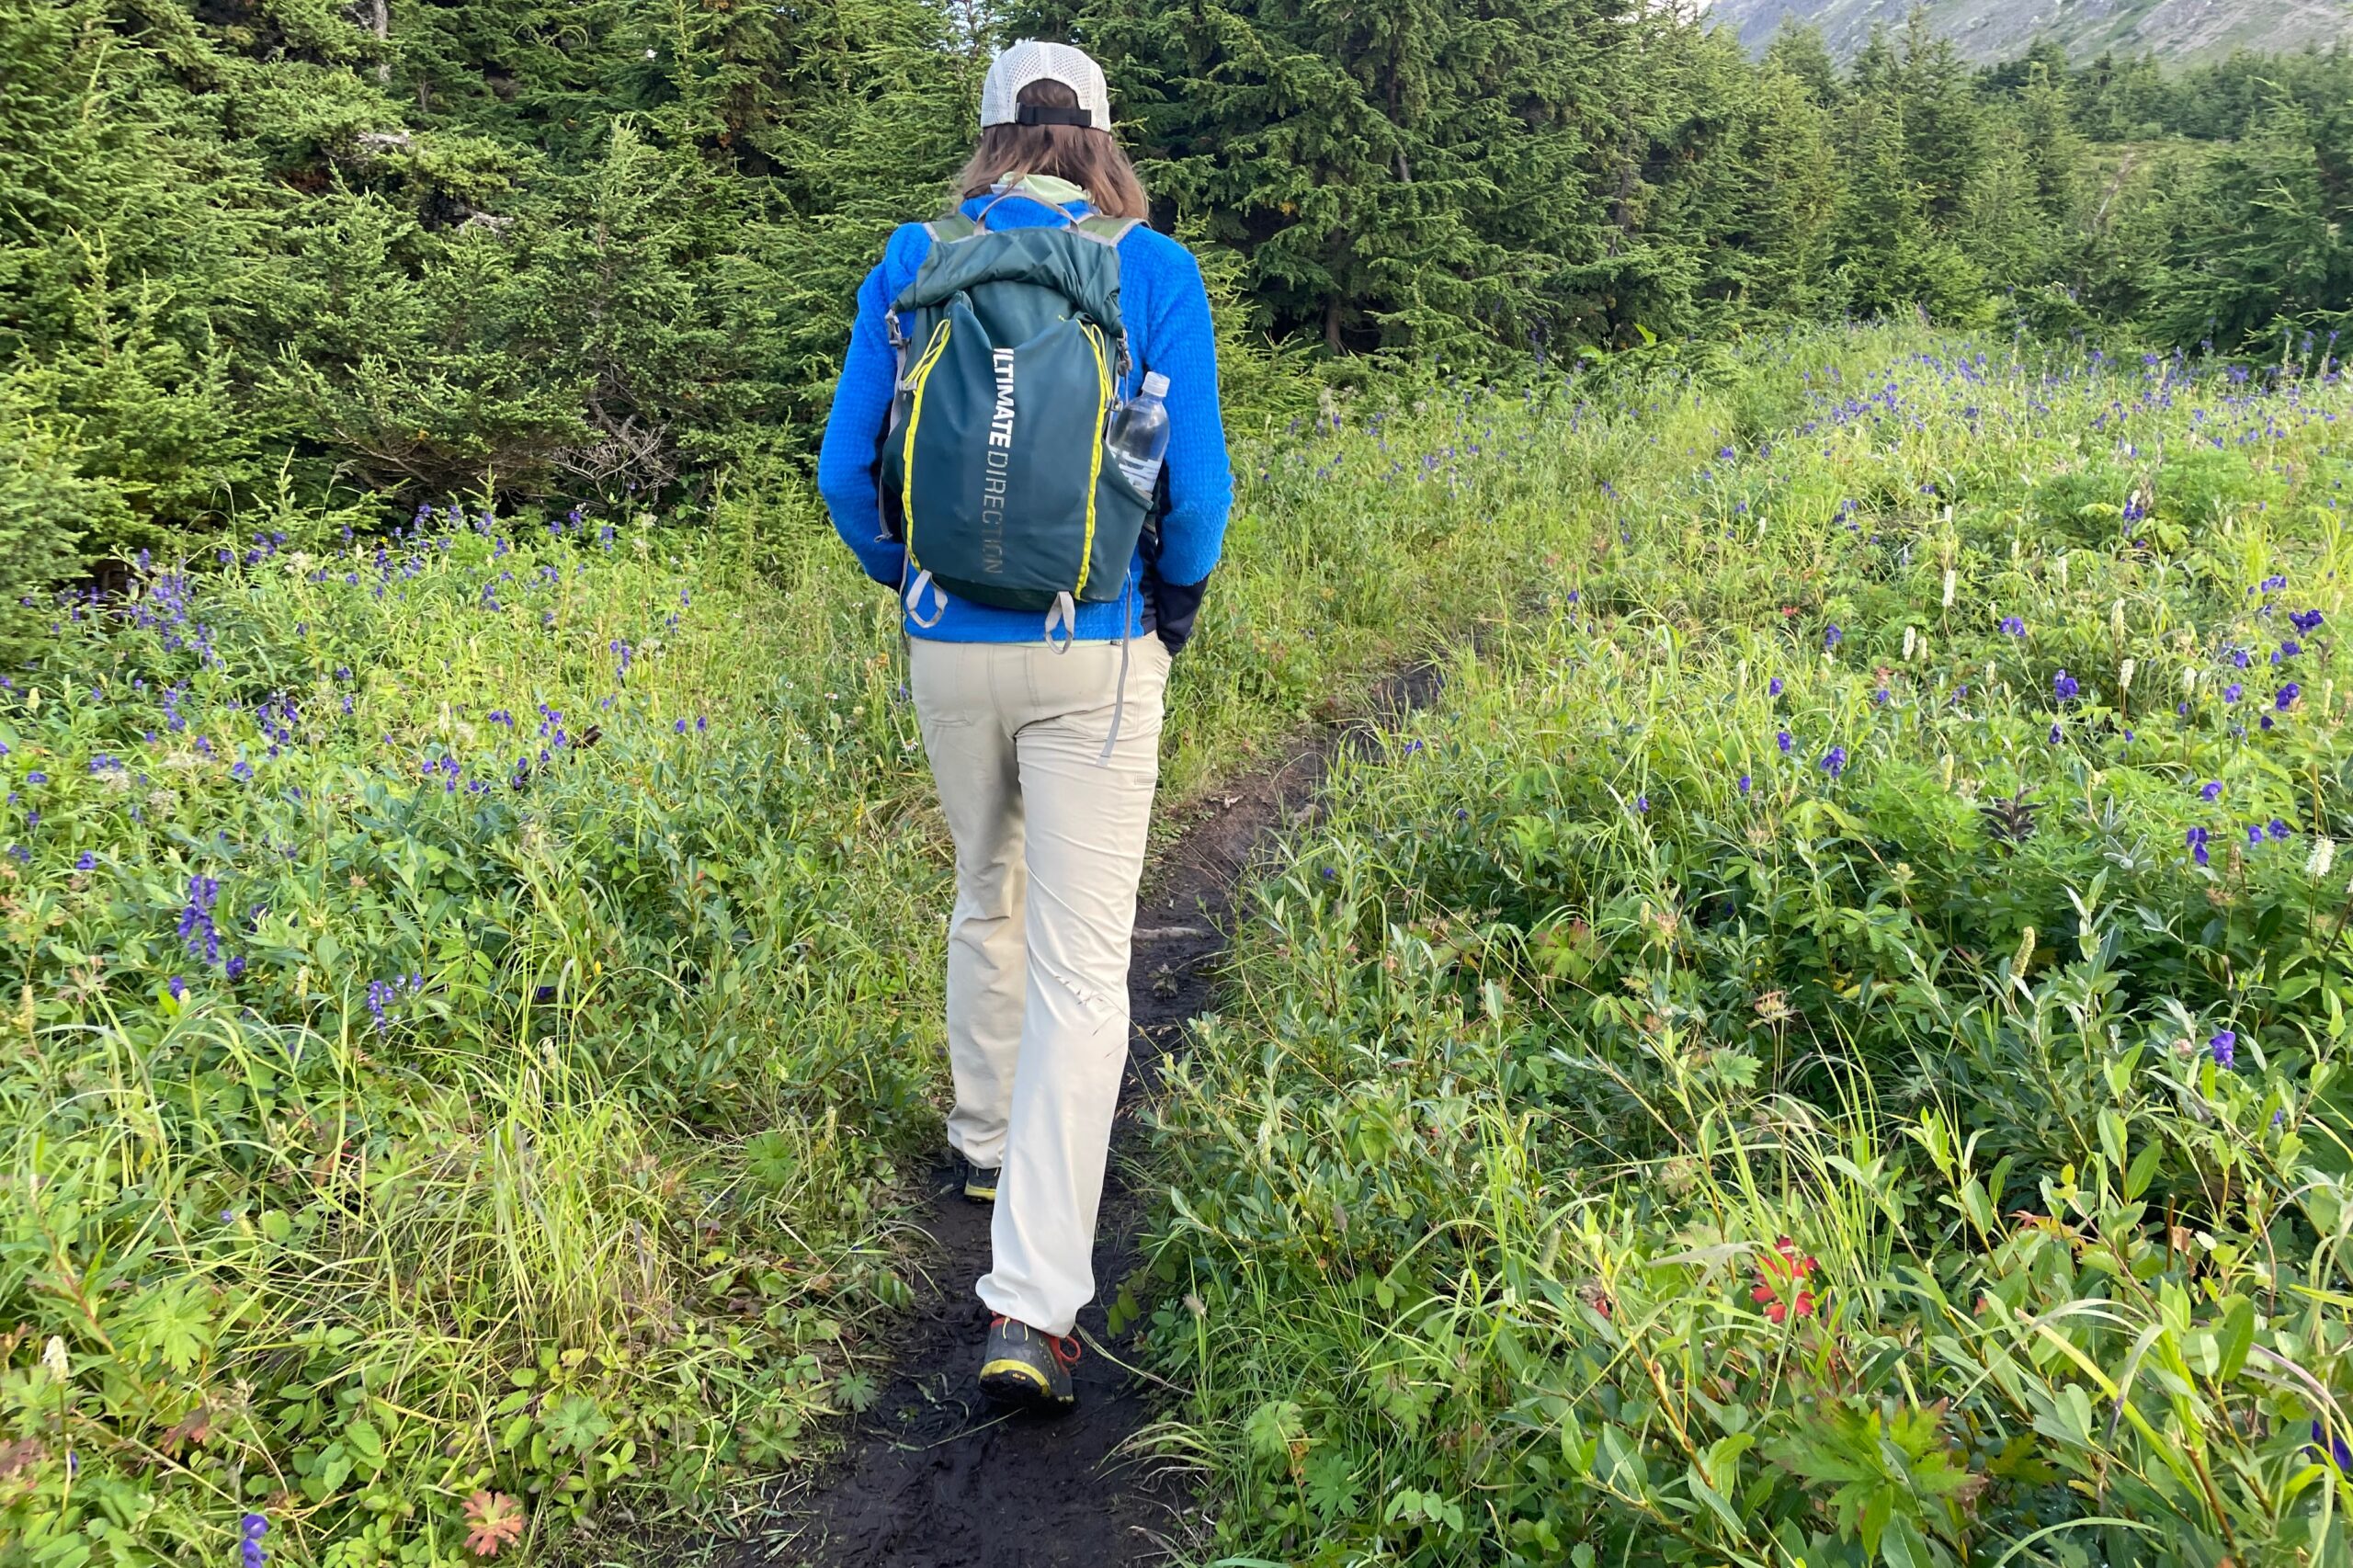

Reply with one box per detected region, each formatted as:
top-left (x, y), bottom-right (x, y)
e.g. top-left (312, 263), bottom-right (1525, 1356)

top-left (1032, 0), bottom-right (1640, 359)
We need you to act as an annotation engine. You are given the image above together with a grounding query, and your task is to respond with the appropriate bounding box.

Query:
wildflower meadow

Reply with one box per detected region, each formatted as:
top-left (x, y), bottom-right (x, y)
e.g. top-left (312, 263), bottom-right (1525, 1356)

top-left (1132, 332), bottom-right (2353, 1566)
top-left (6, 324), bottom-right (2353, 1565)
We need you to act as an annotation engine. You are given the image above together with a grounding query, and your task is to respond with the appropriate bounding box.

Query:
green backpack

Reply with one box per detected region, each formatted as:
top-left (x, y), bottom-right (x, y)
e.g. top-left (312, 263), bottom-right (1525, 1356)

top-left (878, 205), bottom-right (1151, 638)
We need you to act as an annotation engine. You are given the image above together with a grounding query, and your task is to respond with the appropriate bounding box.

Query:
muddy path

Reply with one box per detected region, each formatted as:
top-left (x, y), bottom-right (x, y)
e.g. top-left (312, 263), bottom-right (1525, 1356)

top-left (745, 664), bottom-right (1446, 1568)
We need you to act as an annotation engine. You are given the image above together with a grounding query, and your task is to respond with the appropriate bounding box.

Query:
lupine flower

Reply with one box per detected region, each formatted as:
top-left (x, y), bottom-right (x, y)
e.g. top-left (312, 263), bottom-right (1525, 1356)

top-left (2224, 683), bottom-right (2244, 703)
top-left (2290, 608), bottom-right (2325, 633)
top-left (2048, 723), bottom-right (2062, 744)
top-left (1819, 746), bottom-right (1847, 778)
top-left (2279, 640), bottom-right (2302, 660)
top-left (2247, 824), bottom-right (2265, 846)
top-left (2052, 670), bottom-right (2079, 701)
top-left (1738, 775), bottom-right (1751, 795)
top-left (2210, 1030), bottom-right (2236, 1069)
top-left (2201, 780), bottom-right (2222, 801)
top-left (2232, 647), bottom-right (2251, 668)
top-left (1777, 730), bottom-right (1792, 755)
top-left (226, 955), bottom-right (246, 981)
top-left (2261, 574), bottom-right (2287, 593)
top-left (2187, 826), bottom-right (2211, 866)
top-left (1873, 688), bottom-right (1889, 706)
top-left (2269, 819), bottom-right (2291, 840)
top-left (168, 976), bottom-right (185, 1001)
top-left (75, 852), bottom-right (94, 870)
top-left (242, 1512), bottom-right (268, 1568)
top-left (24, 771), bottom-right (44, 786)
top-left (179, 877), bottom-right (222, 965)
top-left (1999, 616), bottom-right (2025, 636)
top-left (2310, 1421), bottom-right (2353, 1474)
top-left (2277, 683), bottom-right (2302, 710)
top-left (1633, 796), bottom-right (1649, 813)
top-left (366, 979), bottom-right (394, 1031)
top-left (1824, 625), bottom-right (1842, 649)
top-left (1768, 677), bottom-right (1784, 697)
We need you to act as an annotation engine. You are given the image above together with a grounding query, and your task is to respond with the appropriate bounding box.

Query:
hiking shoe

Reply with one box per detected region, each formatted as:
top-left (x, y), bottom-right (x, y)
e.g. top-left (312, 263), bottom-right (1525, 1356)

top-left (978, 1316), bottom-right (1080, 1410)
top-left (960, 1157), bottom-right (999, 1203)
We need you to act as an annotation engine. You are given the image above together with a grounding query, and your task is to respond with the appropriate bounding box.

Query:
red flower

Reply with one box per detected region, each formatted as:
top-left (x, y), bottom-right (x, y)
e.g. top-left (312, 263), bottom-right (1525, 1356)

top-left (1751, 1237), bottom-right (1821, 1324)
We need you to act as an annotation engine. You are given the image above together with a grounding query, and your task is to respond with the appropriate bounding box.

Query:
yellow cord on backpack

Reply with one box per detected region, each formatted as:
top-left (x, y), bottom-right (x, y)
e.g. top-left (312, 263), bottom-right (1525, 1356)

top-left (900, 317), bottom-right (956, 566)
top-left (1075, 322), bottom-right (1112, 598)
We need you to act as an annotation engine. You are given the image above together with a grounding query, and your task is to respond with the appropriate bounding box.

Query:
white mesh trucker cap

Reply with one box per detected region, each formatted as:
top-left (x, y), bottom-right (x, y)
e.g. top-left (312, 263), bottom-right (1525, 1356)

top-left (980, 40), bottom-right (1112, 132)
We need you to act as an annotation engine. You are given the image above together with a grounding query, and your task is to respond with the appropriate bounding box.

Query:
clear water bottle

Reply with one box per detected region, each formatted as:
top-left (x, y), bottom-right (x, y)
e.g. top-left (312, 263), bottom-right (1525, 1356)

top-left (1107, 371), bottom-right (1171, 497)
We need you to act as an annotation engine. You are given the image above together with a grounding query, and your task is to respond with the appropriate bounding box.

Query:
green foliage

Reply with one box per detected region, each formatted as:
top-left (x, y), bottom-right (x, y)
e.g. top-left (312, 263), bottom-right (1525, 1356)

top-left (1, 300), bottom-right (1839, 1564)
top-left (1135, 331), bottom-right (2353, 1566)
top-left (5, 0), bottom-right (2353, 632)
top-left (0, 402), bottom-right (115, 659)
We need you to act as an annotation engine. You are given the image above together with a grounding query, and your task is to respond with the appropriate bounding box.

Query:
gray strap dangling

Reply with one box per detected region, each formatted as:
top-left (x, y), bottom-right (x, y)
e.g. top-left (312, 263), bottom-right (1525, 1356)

top-left (1042, 591), bottom-right (1077, 651)
top-left (905, 569), bottom-right (947, 628)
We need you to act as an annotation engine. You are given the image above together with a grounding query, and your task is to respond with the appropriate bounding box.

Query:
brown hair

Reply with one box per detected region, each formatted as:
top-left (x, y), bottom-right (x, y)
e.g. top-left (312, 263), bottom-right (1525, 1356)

top-left (956, 79), bottom-right (1148, 222)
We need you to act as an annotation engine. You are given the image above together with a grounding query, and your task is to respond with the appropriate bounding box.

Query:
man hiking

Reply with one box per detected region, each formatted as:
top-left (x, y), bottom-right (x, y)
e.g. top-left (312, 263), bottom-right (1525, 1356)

top-left (816, 39), bottom-right (1233, 1411)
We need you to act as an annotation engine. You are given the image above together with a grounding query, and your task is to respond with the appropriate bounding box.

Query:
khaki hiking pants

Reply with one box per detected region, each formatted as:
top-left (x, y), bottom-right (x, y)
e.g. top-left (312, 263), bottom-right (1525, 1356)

top-left (910, 635), bottom-right (1173, 1337)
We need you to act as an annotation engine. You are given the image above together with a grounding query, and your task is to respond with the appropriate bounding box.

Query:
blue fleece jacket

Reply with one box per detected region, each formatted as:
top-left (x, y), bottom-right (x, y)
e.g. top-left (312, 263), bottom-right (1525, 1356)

top-left (816, 191), bottom-right (1233, 642)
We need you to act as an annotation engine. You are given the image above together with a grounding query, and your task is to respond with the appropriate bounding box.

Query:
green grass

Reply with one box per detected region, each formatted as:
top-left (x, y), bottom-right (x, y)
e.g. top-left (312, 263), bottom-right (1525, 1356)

top-left (1131, 335), bottom-right (2353, 1566)
top-left (15, 323), bottom-right (2340, 1564)
top-left (0, 321), bottom-right (1949, 1565)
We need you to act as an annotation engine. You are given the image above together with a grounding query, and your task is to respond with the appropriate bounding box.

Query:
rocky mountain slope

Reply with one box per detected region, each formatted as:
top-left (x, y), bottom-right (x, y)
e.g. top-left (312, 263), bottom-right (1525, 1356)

top-left (1706, 0), bottom-right (2353, 62)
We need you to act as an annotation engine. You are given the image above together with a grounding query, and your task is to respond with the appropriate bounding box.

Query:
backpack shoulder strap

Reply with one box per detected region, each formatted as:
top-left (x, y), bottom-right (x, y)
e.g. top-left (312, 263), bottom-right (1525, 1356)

top-left (1074, 215), bottom-right (1142, 248)
top-left (926, 212), bottom-right (980, 244)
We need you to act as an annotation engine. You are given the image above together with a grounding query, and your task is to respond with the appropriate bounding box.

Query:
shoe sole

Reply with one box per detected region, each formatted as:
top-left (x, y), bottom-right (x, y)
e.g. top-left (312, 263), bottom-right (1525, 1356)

top-left (962, 1178), bottom-right (997, 1202)
top-left (978, 1359), bottom-right (1074, 1411)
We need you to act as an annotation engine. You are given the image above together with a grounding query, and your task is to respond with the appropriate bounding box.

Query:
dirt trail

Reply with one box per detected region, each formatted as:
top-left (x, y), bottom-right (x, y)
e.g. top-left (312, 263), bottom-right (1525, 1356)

top-left (750, 666), bottom-right (1444, 1568)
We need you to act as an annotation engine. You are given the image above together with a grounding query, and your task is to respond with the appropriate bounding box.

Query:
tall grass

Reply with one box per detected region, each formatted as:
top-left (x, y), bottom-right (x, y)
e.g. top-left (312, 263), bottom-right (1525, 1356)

top-left (1135, 335), bottom-right (2353, 1566)
top-left (0, 324), bottom-right (1976, 1562)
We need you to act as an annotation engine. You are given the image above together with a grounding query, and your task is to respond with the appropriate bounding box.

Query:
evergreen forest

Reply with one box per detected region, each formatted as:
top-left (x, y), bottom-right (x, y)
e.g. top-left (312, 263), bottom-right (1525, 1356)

top-left (5, 0), bottom-right (2352, 622)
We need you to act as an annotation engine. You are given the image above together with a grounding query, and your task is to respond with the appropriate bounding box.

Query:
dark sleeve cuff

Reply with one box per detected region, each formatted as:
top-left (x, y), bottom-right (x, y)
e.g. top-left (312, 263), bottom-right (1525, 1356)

top-left (1149, 573), bottom-right (1209, 657)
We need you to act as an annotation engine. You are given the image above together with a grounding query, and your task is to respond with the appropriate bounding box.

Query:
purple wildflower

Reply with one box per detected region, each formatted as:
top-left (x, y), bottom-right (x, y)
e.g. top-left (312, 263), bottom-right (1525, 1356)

top-left (2201, 780), bottom-right (2222, 802)
top-left (1999, 616), bottom-right (2025, 636)
top-left (2277, 683), bottom-right (2302, 710)
top-left (1777, 730), bottom-right (1792, 755)
top-left (2210, 1030), bottom-right (2236, 1069)
top-left (2052, 669), bottom-right (2079, 701)
top-left (1824, 625), bottom-right (1842, 649)
top-left (1819, 746), bottom-right (1847, 778)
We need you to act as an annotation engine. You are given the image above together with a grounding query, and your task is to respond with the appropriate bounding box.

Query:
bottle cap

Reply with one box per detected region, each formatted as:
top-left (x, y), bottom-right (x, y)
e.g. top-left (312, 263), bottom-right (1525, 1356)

top-left (1142, 370), bottom-right (1170, 398)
